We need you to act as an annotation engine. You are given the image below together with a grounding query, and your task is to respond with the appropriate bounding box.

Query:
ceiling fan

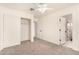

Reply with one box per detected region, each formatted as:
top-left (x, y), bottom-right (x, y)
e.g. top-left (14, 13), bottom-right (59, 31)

top-left (30, 3), bottom-right (52, 14)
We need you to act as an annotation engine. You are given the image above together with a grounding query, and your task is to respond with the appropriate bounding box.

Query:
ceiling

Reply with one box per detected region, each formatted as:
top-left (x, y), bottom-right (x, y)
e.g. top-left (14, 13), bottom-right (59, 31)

top-left (0, 3), bottom-right (36, 13)
top-left (0, 3), bottom-right (78, 18)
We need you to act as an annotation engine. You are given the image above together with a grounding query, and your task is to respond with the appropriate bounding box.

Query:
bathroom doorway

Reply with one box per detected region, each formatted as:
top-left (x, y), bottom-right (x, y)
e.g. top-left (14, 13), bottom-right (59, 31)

top-left (63, 14), bottom-right (72, 42)
top-left (59, 14), bottom-right (72, 45)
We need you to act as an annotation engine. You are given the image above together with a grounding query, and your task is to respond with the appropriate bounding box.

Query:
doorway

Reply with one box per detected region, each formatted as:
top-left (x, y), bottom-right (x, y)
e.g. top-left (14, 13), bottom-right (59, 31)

top-left (59, 14), bottom-right (72, 45)
top-left (21, 18), bottom-right (30, 42)
top-left (63, 14), bottom-right (72, 42)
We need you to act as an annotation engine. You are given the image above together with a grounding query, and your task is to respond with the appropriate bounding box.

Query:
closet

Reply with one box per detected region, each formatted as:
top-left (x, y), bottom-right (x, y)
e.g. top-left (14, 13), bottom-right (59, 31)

top-left (0, 13), bottom-right (21, 50)
top-left (21, 18), bottom-right (30, 42)
top-left (3, 13), bottom-right (21, 48)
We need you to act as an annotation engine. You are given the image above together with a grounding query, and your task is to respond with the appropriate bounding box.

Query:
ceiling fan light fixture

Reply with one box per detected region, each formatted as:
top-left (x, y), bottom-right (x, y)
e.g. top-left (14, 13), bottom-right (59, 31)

top-left (36, 3), bottom-right (48, 13)
top-left (37, 7), bottom-right (48, 13)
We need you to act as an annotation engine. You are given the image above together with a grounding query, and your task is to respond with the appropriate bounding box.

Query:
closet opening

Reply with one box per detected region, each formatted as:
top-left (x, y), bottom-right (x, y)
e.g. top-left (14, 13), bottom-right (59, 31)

top-left (21, 17), bottom-right (31, 43)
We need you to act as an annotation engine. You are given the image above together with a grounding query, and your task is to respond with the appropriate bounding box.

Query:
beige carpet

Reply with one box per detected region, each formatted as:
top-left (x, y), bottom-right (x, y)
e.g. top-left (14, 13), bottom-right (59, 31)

top-left (0, 39), bottom-right (79, 55)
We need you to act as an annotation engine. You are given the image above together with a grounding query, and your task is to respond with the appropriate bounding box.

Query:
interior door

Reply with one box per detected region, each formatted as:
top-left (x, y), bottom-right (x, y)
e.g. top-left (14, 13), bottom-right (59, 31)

top-left (21, 18), bottom-right (30, 41)
top-left (59, 17), bottom-right (66, 45)
top-left (4, 13), bottom-right (20, 48)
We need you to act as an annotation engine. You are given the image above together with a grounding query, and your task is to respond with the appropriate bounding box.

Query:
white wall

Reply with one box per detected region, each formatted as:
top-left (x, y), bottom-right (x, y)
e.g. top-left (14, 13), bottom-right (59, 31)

top-left (37, 5), bottom-right (79, 51)
top-left (0, 13), bottom-right (4, 51)
top-left (30, 18), bottom-right (35, 42)
top-left (0, 6), bottom-right (34, 50)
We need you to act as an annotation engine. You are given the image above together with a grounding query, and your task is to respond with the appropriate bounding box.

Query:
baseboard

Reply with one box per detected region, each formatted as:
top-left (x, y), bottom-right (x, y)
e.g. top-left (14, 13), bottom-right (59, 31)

top-left (2, 42), bottom-right (21, 50)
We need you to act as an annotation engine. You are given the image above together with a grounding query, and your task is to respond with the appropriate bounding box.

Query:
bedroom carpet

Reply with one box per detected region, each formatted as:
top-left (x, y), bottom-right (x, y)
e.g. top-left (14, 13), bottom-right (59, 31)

top-left (0, 39), bottom-right (79, 55)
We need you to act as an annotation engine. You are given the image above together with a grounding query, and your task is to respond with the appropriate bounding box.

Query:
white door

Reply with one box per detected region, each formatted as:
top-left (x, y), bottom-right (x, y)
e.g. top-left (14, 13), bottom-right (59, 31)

top-left (21, 18), bottom-right (30, 41)
top-left (4, 13), bottom-right (20, 48)
top-left (59, 17), bottom-right (66, 45)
